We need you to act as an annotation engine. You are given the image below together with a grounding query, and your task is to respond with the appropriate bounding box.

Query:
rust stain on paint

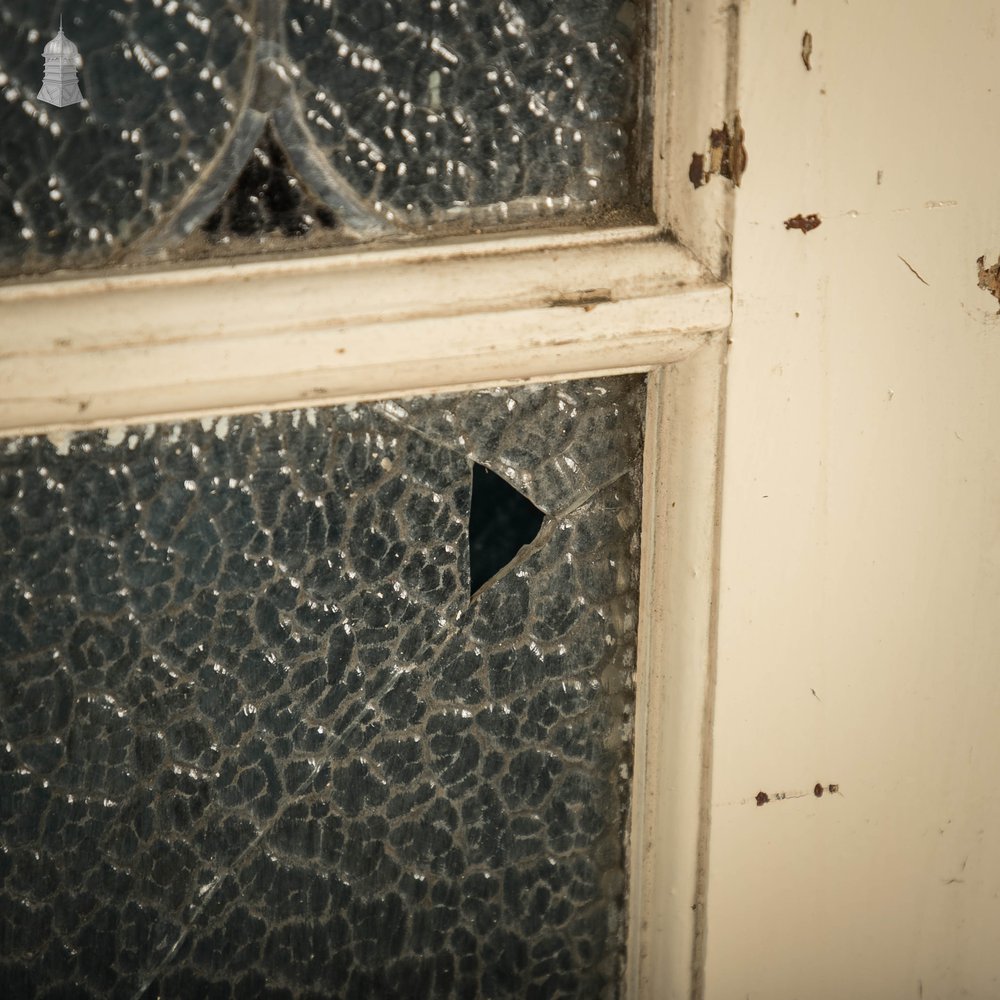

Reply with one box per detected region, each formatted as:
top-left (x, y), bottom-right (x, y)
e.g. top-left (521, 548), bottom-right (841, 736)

top-left (801, 31), bottom-right (813, 70)
top-left (784, 213), bottom-right (822, 234)
top-left (977, 255), bottom-right (1000, 311)
top-left (688, 113), bottom-right (748, 189)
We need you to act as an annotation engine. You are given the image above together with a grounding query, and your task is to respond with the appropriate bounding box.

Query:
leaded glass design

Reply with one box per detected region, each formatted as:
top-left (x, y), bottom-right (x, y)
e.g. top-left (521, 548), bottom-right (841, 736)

top-left (0, 376), bottom-right (645, 998)
top-left (200, 124), bottom-right (339, 247)
top-left (0, 1), bottom-right (649, 277)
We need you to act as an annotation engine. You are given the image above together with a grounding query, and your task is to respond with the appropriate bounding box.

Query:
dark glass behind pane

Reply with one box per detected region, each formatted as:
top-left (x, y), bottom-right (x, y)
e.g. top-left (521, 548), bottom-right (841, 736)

top-left (0, 1), bottom-right (649, 277)
top-left (201, 124), bottom-right (339, 244)
top-left (0, 376), bottom-right (644, 998)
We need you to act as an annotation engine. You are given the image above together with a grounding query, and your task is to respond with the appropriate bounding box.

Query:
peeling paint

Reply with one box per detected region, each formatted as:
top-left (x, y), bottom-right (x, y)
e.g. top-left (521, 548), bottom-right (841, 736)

top-left (801, 31), bottom-right (813, 70)
top-left (977, 254), bottom-right (1000, 312)
top-left (784, 213), bottom-right (821, 234)
top-left (689, 113), bottom-right (748, 189)
top-left (711, 114), bottom-right (748, 185)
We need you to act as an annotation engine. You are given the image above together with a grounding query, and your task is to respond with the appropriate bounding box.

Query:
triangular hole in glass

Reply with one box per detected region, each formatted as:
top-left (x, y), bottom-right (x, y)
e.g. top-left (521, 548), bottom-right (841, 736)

top-left (469, 463), bottom-right (545, 596)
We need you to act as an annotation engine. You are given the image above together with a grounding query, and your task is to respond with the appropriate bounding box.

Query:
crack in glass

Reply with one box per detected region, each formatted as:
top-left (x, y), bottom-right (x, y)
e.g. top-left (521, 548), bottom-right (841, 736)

top-left (0, 375), bottom-right (645, 998)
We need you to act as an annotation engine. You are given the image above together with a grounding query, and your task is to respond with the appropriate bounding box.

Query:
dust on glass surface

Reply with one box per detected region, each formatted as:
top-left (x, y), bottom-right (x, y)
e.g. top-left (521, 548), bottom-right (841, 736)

top-left (0, 375), bottom-right (645, 998)
top-left (0, 0), bottom-right (649, 277)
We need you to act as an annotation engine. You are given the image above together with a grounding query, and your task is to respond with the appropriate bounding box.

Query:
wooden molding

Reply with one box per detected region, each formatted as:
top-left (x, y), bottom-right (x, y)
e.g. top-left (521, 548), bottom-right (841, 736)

top-left (0, 236), bottom-right (727, 437)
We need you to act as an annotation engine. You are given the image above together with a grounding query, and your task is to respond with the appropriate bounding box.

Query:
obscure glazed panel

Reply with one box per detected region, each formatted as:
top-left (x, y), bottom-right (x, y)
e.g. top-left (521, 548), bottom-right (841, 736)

top-left (278, 0), bottom-right (643, 229)
top-left (0, 1), bottom-right (649, 277)
top-left (0, 0), bottom-right (258, 275)
top-left (0, 376), bottom-right (644, 998)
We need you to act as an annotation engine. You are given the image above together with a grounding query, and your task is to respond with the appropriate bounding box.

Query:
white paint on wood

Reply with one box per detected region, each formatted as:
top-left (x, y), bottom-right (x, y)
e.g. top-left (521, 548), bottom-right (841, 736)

top-left (660, 0), bottom-right (739, 279)
top-left (0, 267), bottom-right (728, 435)
top-left (628, 339), bottom-right (727, 1000)
top-left (703, 3), bottom-right (1000, 998)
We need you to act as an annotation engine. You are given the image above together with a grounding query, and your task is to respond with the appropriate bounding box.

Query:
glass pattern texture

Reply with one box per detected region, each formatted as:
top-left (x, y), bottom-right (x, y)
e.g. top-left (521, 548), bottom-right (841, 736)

top-left (201, 123), bottom-right (339, 245)
top-left (0, 376), bottom-right (645, 998)
top-left (0, 1), bottom-right (647, 277)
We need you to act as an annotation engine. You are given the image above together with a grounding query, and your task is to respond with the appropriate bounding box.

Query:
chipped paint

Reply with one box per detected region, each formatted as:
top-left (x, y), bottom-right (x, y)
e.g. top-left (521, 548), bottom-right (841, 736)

top-left (753, 784), bottom-right (841, 806)
top-left (784, 213), bottom-right (821, 234)
top-left (801, 31), bottom-right (813, 70)
top-left (977, 254), bottom-right (1000, 311)
top-left (688, 113), bottom-right (748, 189)
top-left (710, 114), bottom-right (748, 185)
top-left (689, 152), bottom-right (706, 189)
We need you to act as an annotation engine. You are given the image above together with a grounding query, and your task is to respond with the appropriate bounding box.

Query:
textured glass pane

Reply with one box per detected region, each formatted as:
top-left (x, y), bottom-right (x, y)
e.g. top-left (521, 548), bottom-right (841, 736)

top-left (0, 1), bottom-right (257, 275)
top-left (0, 376), bottom-right (644, 997)
top-left (0, 2), bottom-right (649, 276)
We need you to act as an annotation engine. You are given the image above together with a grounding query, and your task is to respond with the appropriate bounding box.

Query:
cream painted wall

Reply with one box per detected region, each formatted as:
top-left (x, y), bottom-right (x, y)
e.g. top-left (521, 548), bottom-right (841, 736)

top-left (704, 3), bottom-right (1000, 999)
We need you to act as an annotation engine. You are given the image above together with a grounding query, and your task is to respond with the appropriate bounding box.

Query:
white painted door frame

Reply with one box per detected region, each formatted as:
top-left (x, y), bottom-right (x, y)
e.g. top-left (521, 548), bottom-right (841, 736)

top-left (0, 4), bottom-right (738, 997)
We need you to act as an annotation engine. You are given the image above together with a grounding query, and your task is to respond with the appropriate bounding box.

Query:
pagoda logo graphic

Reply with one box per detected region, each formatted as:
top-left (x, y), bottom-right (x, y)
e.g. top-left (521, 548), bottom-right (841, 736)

top-left (37, 16), bottom-right (83, 108)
